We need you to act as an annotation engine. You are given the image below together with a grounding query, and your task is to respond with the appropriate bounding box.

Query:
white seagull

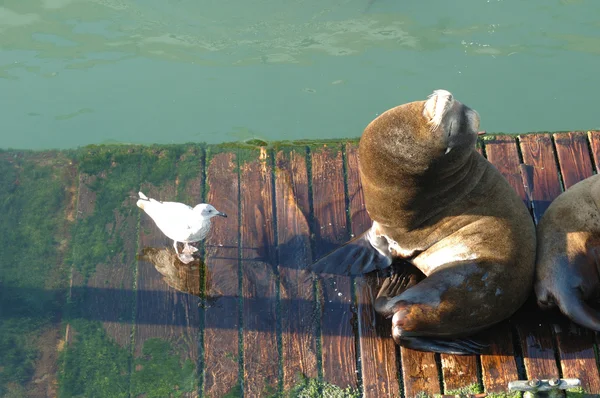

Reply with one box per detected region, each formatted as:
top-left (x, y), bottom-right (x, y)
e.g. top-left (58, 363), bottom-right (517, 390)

top-left (136, 192), bottom-right (227, 260)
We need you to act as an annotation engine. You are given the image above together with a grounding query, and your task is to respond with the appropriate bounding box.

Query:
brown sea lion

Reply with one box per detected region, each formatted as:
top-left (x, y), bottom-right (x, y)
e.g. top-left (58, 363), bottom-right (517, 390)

top-left (535, 174), bottom-right (600, 331)
top-left (309, 89), bottom-right (536, 354)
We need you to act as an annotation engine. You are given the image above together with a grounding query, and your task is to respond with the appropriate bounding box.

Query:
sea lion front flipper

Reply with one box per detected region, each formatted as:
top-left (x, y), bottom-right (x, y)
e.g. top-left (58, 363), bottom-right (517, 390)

top-left (308, 230), bottom-right (393, 276)
top-left (374, 265), bottom-right (424, 317)
top-left (398, 336), bottom-right (487, 355)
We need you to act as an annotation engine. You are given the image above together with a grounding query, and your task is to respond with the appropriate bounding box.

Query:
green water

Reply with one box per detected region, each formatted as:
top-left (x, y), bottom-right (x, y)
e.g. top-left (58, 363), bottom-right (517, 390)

top-left (1, 0), bottom-right (599, 150)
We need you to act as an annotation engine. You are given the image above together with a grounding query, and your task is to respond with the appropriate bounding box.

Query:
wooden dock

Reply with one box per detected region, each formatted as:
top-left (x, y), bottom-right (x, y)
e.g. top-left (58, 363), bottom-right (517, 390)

top-left (1, 132), bottom-right (600, 397)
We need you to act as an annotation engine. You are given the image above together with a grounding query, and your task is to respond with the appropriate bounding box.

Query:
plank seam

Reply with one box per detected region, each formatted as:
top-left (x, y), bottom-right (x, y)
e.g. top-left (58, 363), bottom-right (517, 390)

top-left (394, 344), bottom-right (405, 398)
top-left (197, 146), bottom-right (207, 398)
top-left (268, 148), bottom-right (285, 396)
top-left (586, 132), bottom-right (599, 174)
top-left (341, 143), bottom-right (364, 395)
top-left (128, 148), bottom-right (143, 396)
top-left (305, 146), bottom-right (325, 388)
top-left (236, 149), bottom-right (245, 397)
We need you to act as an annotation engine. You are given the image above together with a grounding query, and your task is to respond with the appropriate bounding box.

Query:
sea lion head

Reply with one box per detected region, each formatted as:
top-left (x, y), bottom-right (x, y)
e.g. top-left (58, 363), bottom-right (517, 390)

top-left (360, 89), bottom-right (480, 177)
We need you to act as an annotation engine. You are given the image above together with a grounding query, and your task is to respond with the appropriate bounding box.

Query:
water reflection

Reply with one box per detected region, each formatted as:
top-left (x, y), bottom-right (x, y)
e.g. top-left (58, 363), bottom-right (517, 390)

top-left (137, 246), bottom-right (203, 298)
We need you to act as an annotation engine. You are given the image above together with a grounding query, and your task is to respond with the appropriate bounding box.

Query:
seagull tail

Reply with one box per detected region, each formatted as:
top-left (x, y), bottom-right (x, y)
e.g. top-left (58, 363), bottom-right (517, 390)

top-left (137, 191), bottom-right (149, 210)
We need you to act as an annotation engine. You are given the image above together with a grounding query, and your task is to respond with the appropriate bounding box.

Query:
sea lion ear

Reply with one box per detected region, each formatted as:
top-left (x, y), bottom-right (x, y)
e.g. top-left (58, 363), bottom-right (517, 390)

top-left (423, 89), bottom-right (454, 130)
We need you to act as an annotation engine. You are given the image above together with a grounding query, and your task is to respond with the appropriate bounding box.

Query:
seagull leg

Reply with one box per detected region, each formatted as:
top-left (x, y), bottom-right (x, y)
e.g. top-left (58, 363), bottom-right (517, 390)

top-left (183, 242), bottom-right (198, 254)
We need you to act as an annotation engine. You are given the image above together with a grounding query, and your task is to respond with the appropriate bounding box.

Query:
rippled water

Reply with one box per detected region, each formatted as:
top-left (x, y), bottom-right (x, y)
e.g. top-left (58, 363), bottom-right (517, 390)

top-left (1, 0), bottom-right (599, 149)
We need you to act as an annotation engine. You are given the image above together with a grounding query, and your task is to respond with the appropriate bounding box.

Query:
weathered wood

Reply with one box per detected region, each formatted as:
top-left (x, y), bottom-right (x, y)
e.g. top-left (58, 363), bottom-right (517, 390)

top-left (477, 324), bottom-right (520, 393)
top-left (61, 147), bottom-right (140, 397)
top-left (275, 147), bottom-right (319, 390)
top-left (401, 351), bottom-right (441, 398)
top-left (440, 355), bottom-right (479, 393)
top-left (203, 151), bottom-right (241, 398)
top-left (477, 137), bottom-right (522, 391)
top-left (346, 143), bottom-right (401, 398)
top-left (551, 132), bottom-right (600, 394)
top-left (311, 145), bottom-right (358, 389)
top-left (483, 136), bottom-right (529, 208)
top-left (134, 147), bottom-right (201, 397)
top-left (554, 132), bottom-right (594, 188)
top-left (516, 134), bottom-right (561, 379)
top-left (0, 152), bottom-right (76, 397)
top-left (239, 148), bottom-right (279, 396)
top-left (587, 131), bottom-right (600, 170)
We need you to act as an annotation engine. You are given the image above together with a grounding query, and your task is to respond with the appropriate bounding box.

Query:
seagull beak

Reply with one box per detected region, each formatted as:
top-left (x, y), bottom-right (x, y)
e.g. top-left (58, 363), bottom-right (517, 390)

top-left (217, 211), bottom-right (227, 218)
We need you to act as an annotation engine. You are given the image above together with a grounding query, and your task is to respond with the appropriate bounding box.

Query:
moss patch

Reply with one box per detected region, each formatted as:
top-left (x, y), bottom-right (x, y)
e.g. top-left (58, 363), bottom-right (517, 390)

top-left (58, 319), bottom-right (130, 398)
top-left (58, 320), bottom-right (195, 397)
top-left (274, 374), bottom-right (360, 398)
top-left (130, 339), bottom-right (195, 398)
top-left (486, 391), bottom-right (522, 398)
top-left (440, 383), bottom-right (483, 397)
top-left (0, 153), bottom-right (72, 395)
top-left (69, 146), bottom-right (142, 281)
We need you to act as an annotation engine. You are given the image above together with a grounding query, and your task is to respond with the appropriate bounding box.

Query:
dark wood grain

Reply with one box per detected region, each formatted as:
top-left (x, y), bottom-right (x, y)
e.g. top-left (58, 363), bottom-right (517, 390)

top-left (440, 355), bottom-right (479, 393)
top-left (476, 137), bottom-right (523, 391)
top-left (401, 351), bottom-right (441, 397)
top-left (275, 147), bottom-right (319, 390)
top-left (346, 143), bottom-right (401, 398)
top-left (516, 133), bottom-right (561, 379)
top-left (483, 136), bottom-right (529, 208)
top-left (311, 145), bottom-right (358, 389)
top-left (587, 131), bottom-right (600, 170)
top-left (239, 148), bottom-right (279, 396)
top-left (203, 151), bottom-right (241, 398)
top-left (134, 147), bottom-right (201, 397)
top-left (553, 132), bottom-right (594, 188)
top-left (551, 132), bottom-right (600, 394)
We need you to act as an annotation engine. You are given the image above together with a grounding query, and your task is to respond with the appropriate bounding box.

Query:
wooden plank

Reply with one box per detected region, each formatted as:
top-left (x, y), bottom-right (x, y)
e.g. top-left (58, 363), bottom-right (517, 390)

top-left (551, 132), bottom-right (600, 394)
top-left (587, 131), bottom-right (600, 169)
top-left (311, 144), bottom-right (358, 389)
top-left (239, 147), bottom-right (279, 396)
top-left (0, 152), bottom-right (76, 397)
top-left (478, 137), bottom-right (528, 390)
top-left (133, 147), bottom-right (201, 397)
top-left (483, 135), bottom-right (529, 209)
top-left (275, 147), bottom-right (319, 390)
top-left (346, 143), bottom-right (401, 398)
top-left (440, 354), bottom-right (479, 393)
top-left (401, 351), bottom-right (441, 398)
top-left (202, 150), bottom-right (241, 398)
top-left (554, 132), bottom-right (594, 188)
top-left (61, 147), bottom-right (140, 397)
top-left (516, 133), bottom-right (561, 380)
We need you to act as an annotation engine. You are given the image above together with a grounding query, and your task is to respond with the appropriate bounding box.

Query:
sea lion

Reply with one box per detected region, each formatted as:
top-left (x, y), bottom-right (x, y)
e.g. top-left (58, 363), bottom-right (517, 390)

top-left (309, 89), bottom-right (536, 354)
top-left (535, 174), bottom-right (600, 331)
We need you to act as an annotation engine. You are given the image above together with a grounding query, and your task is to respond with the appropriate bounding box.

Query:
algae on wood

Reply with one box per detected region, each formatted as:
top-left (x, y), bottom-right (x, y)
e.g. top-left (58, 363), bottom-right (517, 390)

top-left (0, 152), bottom-right (75, 397)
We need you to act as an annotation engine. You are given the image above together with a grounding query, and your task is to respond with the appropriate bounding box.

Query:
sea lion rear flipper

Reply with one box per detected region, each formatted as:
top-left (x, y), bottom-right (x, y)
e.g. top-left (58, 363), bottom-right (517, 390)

top-left (398, 336), bottom-right (487, 355)
top-left (308, 230), bottom-right (393, 276)
top-left (557, 292), bottom-right (600, 332)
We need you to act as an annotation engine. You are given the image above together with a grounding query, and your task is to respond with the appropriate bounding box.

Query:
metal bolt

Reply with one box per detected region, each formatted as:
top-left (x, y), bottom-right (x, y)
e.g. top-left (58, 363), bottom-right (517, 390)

top-left (528, 379), bottom-right (541, 387)
top-left (549, 378), bottom-right (560, 386)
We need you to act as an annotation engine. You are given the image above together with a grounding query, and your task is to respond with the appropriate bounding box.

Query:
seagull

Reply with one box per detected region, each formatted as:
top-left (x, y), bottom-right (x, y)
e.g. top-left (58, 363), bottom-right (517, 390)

top-left (136, 192), bottom-right (227, 261)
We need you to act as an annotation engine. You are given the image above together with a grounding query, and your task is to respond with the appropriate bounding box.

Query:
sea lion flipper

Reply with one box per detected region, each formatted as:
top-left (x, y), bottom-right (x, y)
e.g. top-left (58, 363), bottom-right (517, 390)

top-left (557, 292), bottom-right (600, 332)
top-left (308, 231), bottom-right (392, 276)
top-left (398, 336), bottom-right (487, 355)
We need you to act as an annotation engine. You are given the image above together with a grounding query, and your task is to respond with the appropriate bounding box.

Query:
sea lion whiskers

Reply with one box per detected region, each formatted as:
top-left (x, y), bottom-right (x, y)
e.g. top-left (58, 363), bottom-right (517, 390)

top-left (424, 89), bottom-right (454, 131)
